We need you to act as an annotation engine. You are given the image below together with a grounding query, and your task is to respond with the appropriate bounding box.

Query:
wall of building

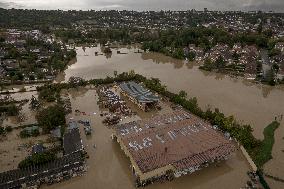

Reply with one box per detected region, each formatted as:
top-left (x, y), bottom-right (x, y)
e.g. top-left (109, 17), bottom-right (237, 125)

top-left (113, 133), bottom-right (175, 182)
top-left (237, 141), bottom-right (257, 171)
top-left (118, 86), bottom-right (146, 111)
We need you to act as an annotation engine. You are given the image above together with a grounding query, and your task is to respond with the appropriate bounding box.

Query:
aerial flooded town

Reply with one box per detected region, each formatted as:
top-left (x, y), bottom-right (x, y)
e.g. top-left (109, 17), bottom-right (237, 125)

top-left (0, 1), bottom-right (284, 189)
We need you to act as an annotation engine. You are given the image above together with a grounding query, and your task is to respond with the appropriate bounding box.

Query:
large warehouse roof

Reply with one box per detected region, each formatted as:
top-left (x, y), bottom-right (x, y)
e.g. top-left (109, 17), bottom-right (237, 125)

top-left (114, 110), bottom-right (235, 173)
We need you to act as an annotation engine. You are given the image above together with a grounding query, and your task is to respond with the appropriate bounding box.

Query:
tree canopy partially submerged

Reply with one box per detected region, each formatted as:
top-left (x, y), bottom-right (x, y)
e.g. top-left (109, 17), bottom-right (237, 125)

top-left (36, 105), bottom-right (66, 133)
top-left (18, 151), bottom-right (56, 169)
top-left (251, 121), bottom-right (280, 168)
top-left (36, 71), bottom-right (279, 168)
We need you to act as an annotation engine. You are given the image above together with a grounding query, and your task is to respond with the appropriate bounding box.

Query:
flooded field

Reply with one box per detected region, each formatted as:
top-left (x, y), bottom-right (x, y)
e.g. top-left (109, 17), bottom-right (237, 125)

top-left (55, 46), bottom-right (284, 188)
top-left (1, 91), bottom-right (37, 128)
top-left (0, 129), bottom-right (53, 172)
top-left (44, 88), bottom-right (251, 189)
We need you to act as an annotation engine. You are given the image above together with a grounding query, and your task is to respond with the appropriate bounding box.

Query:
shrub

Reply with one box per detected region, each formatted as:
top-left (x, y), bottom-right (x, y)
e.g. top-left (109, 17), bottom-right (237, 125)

top-left (0, 126), bottom-right (5, 135)
top-left (18, 151), bottom-right (56, 169)
top-left (20, 129), bottom-right (30, 138)
top-left (5, 126), bottom-right (13, 132)
top-left (36, 105), bottom-right (66, 133)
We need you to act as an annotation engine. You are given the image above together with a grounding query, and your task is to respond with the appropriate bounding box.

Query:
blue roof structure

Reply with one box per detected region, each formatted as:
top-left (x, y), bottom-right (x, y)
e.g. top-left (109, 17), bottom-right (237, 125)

top-left (68, 121), bottom-right (79, 130)
top-left (31, 144), bottom-right (45, 154)
top-left (119, 82), bottom-right (159, 103)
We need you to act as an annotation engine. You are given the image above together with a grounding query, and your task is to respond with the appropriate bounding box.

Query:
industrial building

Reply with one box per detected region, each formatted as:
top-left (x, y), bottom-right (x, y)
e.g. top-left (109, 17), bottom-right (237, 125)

top-left (112, 110), bottom-right (236, 186)
top-left (118, 81), bottom-right (159, 111)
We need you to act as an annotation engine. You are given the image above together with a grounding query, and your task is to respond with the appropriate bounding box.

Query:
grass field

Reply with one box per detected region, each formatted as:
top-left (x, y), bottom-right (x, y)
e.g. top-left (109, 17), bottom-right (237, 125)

top-left (252, 121), bottom-right (280, 168)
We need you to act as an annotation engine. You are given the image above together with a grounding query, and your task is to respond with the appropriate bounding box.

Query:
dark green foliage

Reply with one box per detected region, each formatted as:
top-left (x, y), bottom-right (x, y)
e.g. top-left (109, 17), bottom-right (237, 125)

top-left (0, 104), bottom-right (20, 116)
top-left (251, 121), bottom-right (279, 168)
top-left (0, 126), bottom-right (5, 135)
top-left (172, 48), bottom-right (185, 59)
top-left (257, 170), bottom-right (271, 189)
top-left (256, 60), bottom-right (263, 75)
top-left (199, 58), bottom-right (222, 71)
top-left (187, 51), bottom-right (196, 61)
top-left (19, 128), bottom-right (40, 138)
top-left (265, 69), bottom-right (276, 86)
top-left (30, 96), bottom-right (40, 109)
top-left (18, 151), bottom-right (56, 169)
top-left (38, 87), bottom-right (56, 102)
top-left (272, 63), bottom-right (280, 74)
top-left (268, 48), bottom-right (281, 57)
top-left (35, 72), bottom-right (278, 170)
top-left (68, 77), bottom-right (86, 88)
top-left (142, 27), bottom-right (272, 60)
top-left (215, 56), bottom-right (226, 69)
top-left (5, 126), bottom-right (13, 132)
top-left (19, 130), bottom-right (30, 138)
top-left (36, 105), bottom-right (66, 133)
top-left (199, 58), bottom-right (214, 71)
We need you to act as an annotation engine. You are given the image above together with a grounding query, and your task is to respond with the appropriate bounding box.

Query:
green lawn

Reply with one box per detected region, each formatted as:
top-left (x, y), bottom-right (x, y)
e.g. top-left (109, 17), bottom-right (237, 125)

top-left (252, 121), bottom-right (280, 168)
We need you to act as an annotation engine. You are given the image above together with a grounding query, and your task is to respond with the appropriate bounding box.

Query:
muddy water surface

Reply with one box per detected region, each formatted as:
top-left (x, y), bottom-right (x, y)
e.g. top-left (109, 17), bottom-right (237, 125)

top-left (1, 91), bottom-right (37, 127)
top-left (56, 46), bottom-right (284, 188)
top-left (44, 88), bottom-right (251, 189)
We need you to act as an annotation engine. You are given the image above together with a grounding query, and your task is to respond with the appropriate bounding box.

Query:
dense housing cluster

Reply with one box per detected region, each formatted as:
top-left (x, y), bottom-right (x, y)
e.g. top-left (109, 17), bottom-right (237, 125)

top-left (1, 9), bottom-right (284, 84)
top-left (0, 28), bottom-right (76, 84)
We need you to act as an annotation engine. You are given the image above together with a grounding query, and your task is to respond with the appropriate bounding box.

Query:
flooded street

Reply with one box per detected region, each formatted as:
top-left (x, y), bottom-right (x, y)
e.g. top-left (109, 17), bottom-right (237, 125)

top-left (55, 46), bottom-right (284, 188)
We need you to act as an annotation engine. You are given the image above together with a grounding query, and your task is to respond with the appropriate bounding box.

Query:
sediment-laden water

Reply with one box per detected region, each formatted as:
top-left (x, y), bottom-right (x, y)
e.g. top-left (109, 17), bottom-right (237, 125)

top-left (56, 46), bottom-right (284, 188)
top-left (2, 46), bottom-right (283, 188)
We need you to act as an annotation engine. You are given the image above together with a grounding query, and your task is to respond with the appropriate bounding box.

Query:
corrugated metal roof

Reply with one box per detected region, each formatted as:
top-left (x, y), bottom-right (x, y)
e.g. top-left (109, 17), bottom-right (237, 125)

top-left (119, 81), bottom-right (159, 103)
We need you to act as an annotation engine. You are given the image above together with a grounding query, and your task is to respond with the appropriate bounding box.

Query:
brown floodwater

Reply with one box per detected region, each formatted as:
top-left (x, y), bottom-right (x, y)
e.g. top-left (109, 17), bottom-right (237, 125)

top-left (44, 88), bottom-right (251, 189)
top-left (55, 46), bottom-right (284, 188)
top-left (1, 91), bottom-right (37, 127)
top-left (1, 46), bottom-right (282, 188)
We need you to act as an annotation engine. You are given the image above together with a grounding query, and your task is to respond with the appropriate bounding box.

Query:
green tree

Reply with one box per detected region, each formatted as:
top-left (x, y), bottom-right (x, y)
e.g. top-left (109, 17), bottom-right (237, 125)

top-left (200, 58), bottom-right (214, 71)
top-left (0, 126), bottom-right (5, 135)
top-left (266, 68), bottom-right (276, 86)
top-left (114, 70), bottom-right (118, 77)
top-left (18, 151), bottom-right (56, 169)
top-left (272, 63), bottom-right (279, 74)
top-left (215, 56), bottom-right (226, 69)
top-left (36, 105), bottom-right (66, 133)
top-left (178, 90), bottom-right (187, 99)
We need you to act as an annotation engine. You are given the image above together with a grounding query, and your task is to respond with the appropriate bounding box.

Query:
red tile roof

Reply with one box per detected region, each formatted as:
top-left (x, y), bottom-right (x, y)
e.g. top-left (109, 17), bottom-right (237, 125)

top-left (115, 111), bottom-right (235, 173)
